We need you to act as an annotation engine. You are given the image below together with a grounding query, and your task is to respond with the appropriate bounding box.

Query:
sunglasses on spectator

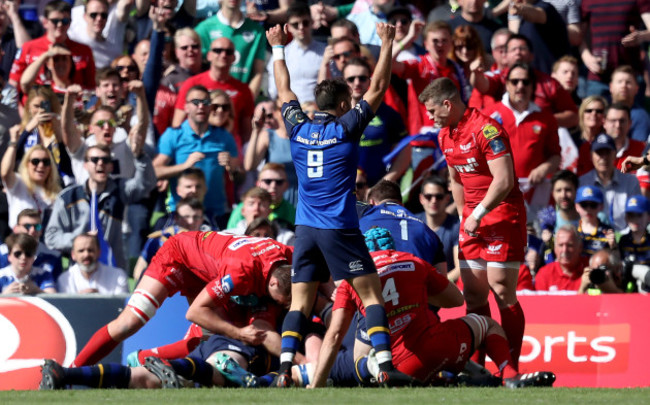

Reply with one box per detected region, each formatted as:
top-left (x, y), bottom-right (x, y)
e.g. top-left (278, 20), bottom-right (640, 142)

top-left (211, 103), bottom-right (231, 111)
top-left (345, 75), bottom-right (369, 84)
top-left (584, 108), bottom-right (604, 114)
top-left (87, 156), bottom-right (112, 164)
top-left (579, 202), bottom-right (599, 210)
top-left (179, 44), bottom-right (200, 51)
top-left (89, 12), bottom-right (108, 20)
top-left (508, 78), bottom-right (531, 86)
top-left (21, 223), bottom-right (43, 231)
top-left (93, 119), bottom-right (117, 128)
top-left (261, 178), bottom-right (285, 186)
top-left (289, 19), bottom-right (311, 29)
top-left (333, 51), bottom-right (353, 61)
top-left (49, 17), bottom-right (71, 26)
top-left (189, 98), bottom-right (211, 106)
top-left (117, 65), bottom-right (138, 73)
top-left (422, 193), bottom-right (446, 201)
top-left (455, 43), bottom-right (476, 50)
top-left (30, 158), bottom-right (52, 167)
top-left (12, 250), bottom-right (34, 259)
top-left (389, 17), bottom-right (411, 25)
top-left (211, 48), bottom-right (235, 56)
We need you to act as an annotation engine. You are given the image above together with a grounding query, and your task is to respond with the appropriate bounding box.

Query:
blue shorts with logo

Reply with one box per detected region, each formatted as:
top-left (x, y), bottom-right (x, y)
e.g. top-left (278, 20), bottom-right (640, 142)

top-left (292, 225), bottom-right (377, 283)
top-left (189, 334), bottom-right (276, 375)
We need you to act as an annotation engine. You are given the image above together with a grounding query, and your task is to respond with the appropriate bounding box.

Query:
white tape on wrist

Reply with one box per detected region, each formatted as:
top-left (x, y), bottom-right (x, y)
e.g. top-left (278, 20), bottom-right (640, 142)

top-left (471, 204), bottom-right (489, 221)
top-left (272, 45), bottom-right (285, 61)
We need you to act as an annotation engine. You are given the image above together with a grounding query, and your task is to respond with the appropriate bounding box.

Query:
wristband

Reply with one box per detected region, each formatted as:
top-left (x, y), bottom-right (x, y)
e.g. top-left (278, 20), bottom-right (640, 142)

top-left (471, 204), bottom-right (489, 221)
top-left (7, 141), bottom-right (17, 147)
top-left (272, 45), bottom-right (285, 61)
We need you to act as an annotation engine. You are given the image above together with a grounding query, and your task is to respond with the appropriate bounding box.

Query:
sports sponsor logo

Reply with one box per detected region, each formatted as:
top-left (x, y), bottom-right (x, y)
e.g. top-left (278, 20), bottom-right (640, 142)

top-left (349, 260), bottom-right (364, 272)
top-left (487, 244), bottom-right (503, 254)
top-left (516, 324), bottom-right (628, 373)
top-left (453, 157), bottom-right (479, 173)
top-left (242, 31), bottom-right (255, 43)
top-left (228, 238), bottom-right (256, 250)
top-left (459, 142), bottom-right (472, 153)
top-left (211, 280), bottom-right (225, 299)
top-left (0, 297), bottom-right (77, 390)
top-left (378, 262), bottom-right (416, 276)
top-left (489, 138), bottom-right (505, 154)
top-left (444, 148), bottom-right (454, 154)
top-left (221, 275), bottom-right (234, 294)
top-left (482, 124), bottom-right (499, 140)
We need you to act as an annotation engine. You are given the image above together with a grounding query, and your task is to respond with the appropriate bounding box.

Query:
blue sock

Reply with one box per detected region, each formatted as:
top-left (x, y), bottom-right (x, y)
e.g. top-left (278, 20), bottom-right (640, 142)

top-left (257, 372), bottom-right (277, 387)
top-left (365, 304), bottom-right (393, 371)
top-left (169, 356), bottom-right (214, 387)
top-left (354, 356), bottom-right (372, 384)
top-left (63, 364), bottom-right (131, 388)
top-left (279, 311), bottom-right (308, 372)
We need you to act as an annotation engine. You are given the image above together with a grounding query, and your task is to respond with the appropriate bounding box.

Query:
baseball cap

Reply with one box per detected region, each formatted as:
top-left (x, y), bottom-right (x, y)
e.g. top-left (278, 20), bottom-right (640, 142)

top-left (591, 133), bottom-right (616, 152)
top-left (386, 6), bottom-right (412, 22)
top-left (625, 195), bottom-right (649, 214)
top-left (576, 186), bottom-right (604, 204)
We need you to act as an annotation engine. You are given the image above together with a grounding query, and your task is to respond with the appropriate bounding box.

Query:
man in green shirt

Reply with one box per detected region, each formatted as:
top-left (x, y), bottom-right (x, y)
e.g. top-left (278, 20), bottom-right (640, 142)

top-left (195, 0), bottom-right (266, 96)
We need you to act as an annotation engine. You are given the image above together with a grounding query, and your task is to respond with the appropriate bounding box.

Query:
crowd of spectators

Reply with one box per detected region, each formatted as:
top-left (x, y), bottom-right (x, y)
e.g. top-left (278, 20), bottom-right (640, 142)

top-left (1, 0), bottom-right (650, 297)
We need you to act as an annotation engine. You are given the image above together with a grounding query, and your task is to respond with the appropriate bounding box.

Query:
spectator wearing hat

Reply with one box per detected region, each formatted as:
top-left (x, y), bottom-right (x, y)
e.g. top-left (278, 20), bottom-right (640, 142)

top-left (535, 224), bottom-right (586, 292)
top-left (575, 185), bottom-right (615, 258)
top-left (579, 133), bottom-right (640, 232)
top-left (618, 195), bottom-right (650, 292)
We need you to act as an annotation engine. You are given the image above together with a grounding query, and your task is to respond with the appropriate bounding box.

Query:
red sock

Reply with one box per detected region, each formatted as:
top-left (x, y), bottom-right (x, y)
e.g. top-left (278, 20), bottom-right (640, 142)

top-left (499, 302), bottom-right (525, 369)
top-left (137, 336), bottom-right (202, 364)
top-left (484, 333), bottom-right (518, 379)
top-left (467, 303), bottom-right (491, 365)
top-left (73, 325), bottom-right (119, 367)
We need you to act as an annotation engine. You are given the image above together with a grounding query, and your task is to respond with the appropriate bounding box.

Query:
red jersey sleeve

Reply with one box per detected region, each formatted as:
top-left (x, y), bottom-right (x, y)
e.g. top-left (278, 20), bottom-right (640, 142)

top-left (333, 282), bottom-right (357, 312)
top-left (9, 44), bottom-right (29, 87)
top-left (542, 77), bottom-right (578, 113)
top-left (425, 263), bottom-right (451, 296)
top-left (397, 59), bottom-right (422, 81)
top-left (205, 269), bottom-right (251, 305)
top-left (517, 264), bottom-right (535, 291)
top-left (475, 119), bottom-right (511, 163)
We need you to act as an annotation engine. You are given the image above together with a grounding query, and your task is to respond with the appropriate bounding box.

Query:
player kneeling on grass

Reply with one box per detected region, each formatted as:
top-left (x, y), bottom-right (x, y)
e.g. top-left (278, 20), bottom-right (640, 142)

top-left (306, 228), bottom-right (556, 388)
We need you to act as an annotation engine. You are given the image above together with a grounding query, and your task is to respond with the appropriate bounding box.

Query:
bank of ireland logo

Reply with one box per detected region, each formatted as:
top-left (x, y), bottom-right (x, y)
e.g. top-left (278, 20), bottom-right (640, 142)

top-left (0, 297), bottom-right (77, 390)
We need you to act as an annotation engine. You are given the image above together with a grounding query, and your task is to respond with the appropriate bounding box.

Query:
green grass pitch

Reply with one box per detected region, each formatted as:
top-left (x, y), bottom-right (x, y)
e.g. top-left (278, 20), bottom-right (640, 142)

top-left (1, 387), bottom-right (649, 405)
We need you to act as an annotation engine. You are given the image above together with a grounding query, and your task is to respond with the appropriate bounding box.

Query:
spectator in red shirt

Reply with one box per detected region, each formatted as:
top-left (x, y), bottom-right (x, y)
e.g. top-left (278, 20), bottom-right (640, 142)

top-left (470, 34), bottom-right (578, 128)
top-left (9, 0), bottom-right (95, 94)
top-left (535, 225), bottom-right (585, 292)
top-left (485, 62), bottom-right (560, 214)
top-left (172, 37), bottom-right (253, 146)
top-left (603, 103), bottom-right (645, 173)
top-left (467, 28), bottom-right (511, 111)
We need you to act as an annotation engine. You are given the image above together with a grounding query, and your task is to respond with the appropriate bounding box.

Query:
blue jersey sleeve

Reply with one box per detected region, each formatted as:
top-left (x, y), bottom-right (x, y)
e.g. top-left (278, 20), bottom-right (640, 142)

top-left (282, 100), bottom-right (310, 136)
top-left (338, 100), bottom-right (375, 142)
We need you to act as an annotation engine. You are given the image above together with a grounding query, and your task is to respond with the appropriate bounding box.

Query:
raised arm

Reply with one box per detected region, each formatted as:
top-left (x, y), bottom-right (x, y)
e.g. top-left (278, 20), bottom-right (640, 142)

top-left (61, 84), bottom-right (83, 154)
top-left (5, 0), bottom-right (31, 47)
top-left (20, 48), bottom-right (68, 93)
top-left (243, 112), bottom-right (270, 172)
top-left (363, 22), bottom-right (395, 113)
top-left (128, 79), bottom-right (150, 156)
top-left (309, 305), bottom-right (354, 388)
top-left (266, 24), bottom-right (298, 105)
top-left (0, 125), bottom-right (20, 190)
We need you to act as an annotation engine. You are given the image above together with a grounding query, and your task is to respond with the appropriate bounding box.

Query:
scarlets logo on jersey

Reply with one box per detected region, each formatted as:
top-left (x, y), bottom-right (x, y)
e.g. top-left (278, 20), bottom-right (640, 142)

top-left (459, 142), bottom-right (473, 153)
top-left (0, 297), bottom-right (77, 390)
top-left (453, 157), bottom-right (479, 173)
top-left (482, 124), bottom-right (499, 140)
top-left (487, 244), bottom-right (503, 254)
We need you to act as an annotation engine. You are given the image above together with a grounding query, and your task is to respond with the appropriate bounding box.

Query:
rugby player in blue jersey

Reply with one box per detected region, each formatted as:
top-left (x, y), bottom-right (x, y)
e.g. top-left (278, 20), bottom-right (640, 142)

top-left (266, 22), bottom-right (414, 387)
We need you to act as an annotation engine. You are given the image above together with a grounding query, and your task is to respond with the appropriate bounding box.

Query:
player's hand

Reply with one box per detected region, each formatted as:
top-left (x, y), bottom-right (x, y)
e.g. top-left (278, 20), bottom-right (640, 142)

top-left (266, 24), bottom-right (288, 47)
top-left (184, 151), bottom-right (205, 168)
top-left (217, 151), bottom-right (231, 168)
top-left (621, 155), bottom-right (645, 173)
top-left (464, 215), bottom-right (480, 237)
top-left (239, 324), bottom-right (267, 346)
top-left (376, 22), bottom-right (396, 43)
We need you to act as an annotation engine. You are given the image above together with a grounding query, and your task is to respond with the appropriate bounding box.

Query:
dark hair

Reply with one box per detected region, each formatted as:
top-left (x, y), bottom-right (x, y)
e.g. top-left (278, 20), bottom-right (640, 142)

top-left (287, 3), bottom-right (310, 20)
top-left (368, 180), bottom-right (402, 203)
top-left (314, 78), bottom-right (350, 111)
top-left (96, 67), bottom-right (121, 85)
top-left (507, 62), bottom-right (536, 88)
top-left (245, 217), bottom-right (278, 238)
top-left (606, 102), bottom-right (631, 120)
top-left (419, 77), bottom-right (460, 105)
top-left (331, 18), bottom-right (359, 38)
top-left (331, 36), bottom-right (360, 53)
top-left (49, 43), bottom-right (76, 80)
top-left (551, 170), bottom-right (579, 189)
top-left (506, 34), bottom-right (533, 53)
top-left (17, 209), bottom-right (42, 224)
top-left (420, 175), bottom-right (448, 194)
top-left (176, 197), bottom-right (204, 212)
top-left (5, 233), bottom-right (38, 256)
top-left (342, 57), bottom-right (371, 75)
top-left (186, 85), bottom-right (209, 101)
top-left (179, 167), bottom-right (206, 182)
top-left (44, 0), bottom-right (72, 18)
